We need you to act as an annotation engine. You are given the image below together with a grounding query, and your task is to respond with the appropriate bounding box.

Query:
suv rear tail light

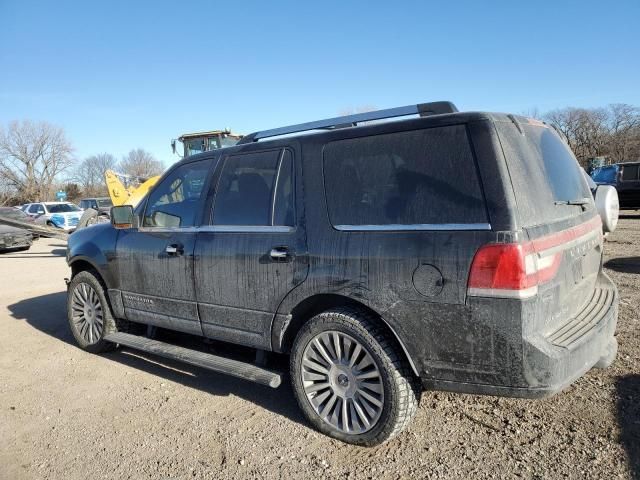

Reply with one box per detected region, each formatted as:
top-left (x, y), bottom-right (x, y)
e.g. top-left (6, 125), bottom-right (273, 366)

top-left (467, 242), bottom-right (562, 299)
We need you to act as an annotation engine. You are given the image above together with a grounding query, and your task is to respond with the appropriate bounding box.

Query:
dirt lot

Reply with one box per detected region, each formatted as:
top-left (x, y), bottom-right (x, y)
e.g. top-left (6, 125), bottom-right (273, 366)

top-left (1, 218), bottom-right (639, 480)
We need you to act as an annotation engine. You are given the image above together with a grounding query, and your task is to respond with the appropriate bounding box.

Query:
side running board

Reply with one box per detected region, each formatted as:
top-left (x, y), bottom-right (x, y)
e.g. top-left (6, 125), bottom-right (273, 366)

top-left (104, 332), bottom-right (282, 388)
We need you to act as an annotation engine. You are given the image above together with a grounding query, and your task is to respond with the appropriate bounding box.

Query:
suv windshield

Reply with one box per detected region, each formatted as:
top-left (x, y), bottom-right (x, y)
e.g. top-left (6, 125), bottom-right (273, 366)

top-left (96, 198), bottom-right (113, 208)
top-left (48, 203), bottom-right (81, 213)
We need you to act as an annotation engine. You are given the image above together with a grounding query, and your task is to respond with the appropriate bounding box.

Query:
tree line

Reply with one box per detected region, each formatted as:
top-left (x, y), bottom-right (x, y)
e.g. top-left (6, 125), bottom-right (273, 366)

top-left (0, 120), bottom-right (164, 205)
top-left (543, 103), bottom-right (640, 168)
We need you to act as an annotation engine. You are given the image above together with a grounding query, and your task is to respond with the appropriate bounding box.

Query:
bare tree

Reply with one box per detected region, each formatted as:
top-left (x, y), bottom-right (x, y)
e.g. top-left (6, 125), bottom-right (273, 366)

top-left (0, 120), bottom-right (74, 202)
top-left (544, 105), bottom-right (640, 167)
top-left (119, 149), bottom-right (164, 179)
top-left (72, 153), bottom-right (117, 197)
top-left (606, 104), bottom-right (640, 163)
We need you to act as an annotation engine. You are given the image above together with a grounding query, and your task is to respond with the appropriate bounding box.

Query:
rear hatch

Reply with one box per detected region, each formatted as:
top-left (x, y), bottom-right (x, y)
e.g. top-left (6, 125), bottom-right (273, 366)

top-left (495, 118), bottom-right (604, 339)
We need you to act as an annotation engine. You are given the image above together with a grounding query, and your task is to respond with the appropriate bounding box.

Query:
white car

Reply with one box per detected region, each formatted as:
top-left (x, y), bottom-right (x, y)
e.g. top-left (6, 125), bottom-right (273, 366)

top-left (26, 202), bottom-right (83, 232)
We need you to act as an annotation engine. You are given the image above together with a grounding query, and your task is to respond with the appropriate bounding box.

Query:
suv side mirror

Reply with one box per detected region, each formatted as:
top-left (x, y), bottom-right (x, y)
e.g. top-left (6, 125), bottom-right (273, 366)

top-left (111, 205), bottom-right (138, 229)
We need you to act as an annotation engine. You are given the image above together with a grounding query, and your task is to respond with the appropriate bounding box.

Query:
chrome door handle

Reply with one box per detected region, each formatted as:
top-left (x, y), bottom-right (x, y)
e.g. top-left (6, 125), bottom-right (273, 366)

top-left (165, 244), bottom-right (183, 255)
top-left (270, 247), bottom-right (290, 261)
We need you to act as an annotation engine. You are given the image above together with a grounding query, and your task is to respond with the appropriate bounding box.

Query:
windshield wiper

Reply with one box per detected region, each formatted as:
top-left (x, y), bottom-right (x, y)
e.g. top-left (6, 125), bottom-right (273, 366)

top-left (554, 198), bottom-right (590, 210)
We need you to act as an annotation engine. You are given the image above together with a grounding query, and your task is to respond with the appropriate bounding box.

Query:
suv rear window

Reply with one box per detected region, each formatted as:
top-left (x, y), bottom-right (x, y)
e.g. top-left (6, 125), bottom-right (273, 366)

top-left (496, 122), bottom-right (592, 227)
top-left (322, 125), bottom-right (487, 227)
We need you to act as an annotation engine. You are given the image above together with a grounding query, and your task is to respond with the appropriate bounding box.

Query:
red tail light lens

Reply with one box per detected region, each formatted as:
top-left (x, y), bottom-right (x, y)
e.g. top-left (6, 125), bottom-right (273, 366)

top-left (468, 242), bottom-right (561, 299)
top-left (468, 217), bottom-right (601, 299)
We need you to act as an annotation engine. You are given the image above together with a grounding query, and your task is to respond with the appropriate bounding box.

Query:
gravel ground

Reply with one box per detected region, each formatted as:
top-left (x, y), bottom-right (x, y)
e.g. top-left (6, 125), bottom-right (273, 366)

top-left (1, 217), bottom-right (639, 480)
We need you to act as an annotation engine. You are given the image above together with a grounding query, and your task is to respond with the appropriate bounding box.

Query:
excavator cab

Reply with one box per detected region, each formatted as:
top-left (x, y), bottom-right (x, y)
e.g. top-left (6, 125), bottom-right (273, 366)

top-left (171, 129), bottom-right (243, 158)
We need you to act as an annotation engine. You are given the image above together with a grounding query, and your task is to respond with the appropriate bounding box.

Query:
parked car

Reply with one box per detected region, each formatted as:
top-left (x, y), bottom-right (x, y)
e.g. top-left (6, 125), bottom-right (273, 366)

top-left (0, 207), bottom-right (39, 239)
top-left (66, 102), bottom-right (619, 446)
top-left (26, 202), bottom-right (82, 231)
top-left (79, 197), bottom-right (113, 213)
top-left (591, 162), bottom-right (640, 209)
top-left (75, 197), bottom-right (114, 230)
top-left (0, 224), bottom-right (32, 252)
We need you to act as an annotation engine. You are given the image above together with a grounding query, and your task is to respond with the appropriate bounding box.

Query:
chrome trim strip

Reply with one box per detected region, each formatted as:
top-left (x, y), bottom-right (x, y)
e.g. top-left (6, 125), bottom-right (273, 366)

top-left (271, 149), bottom-right (286, 226)
top-left (467, 286), bottom-right (538, 299)
top-left (334, 223), bottom-right (492, 232)
top-left (138, 226), bottom-right (199, 233)
top-left (537, 228), bottom-right (601, 257)
top-left (198, 225), bottom-right (295, 233)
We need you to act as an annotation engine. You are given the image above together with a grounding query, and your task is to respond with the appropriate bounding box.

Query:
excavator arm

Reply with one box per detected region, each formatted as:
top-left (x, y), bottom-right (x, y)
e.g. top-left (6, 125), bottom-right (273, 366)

top-left (105, 170), bottom-right (160, 208)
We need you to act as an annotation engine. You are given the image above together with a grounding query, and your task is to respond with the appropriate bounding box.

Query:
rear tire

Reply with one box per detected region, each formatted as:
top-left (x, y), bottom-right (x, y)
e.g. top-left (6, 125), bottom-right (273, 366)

top-left (290, 307), bottom-right (421, 446)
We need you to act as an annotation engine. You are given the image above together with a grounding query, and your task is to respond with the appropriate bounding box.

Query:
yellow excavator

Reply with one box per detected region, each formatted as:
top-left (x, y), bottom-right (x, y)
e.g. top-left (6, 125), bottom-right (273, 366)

top-left (105, 170), bottom-right (161, 207)
top-left (171, 129), bottom-right (243, 157)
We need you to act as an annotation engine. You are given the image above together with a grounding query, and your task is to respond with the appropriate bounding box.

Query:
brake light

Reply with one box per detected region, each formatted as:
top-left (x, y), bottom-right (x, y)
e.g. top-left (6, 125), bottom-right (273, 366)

top-left (467, 242), bottom-right (562, 299)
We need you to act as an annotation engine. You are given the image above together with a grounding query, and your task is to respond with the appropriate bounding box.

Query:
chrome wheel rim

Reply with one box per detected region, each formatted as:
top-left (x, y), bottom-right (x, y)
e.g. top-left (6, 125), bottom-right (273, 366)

top-left (70, 282), bottom-right (104, 344)
top-left (301, 331), bottom-right (384, 434)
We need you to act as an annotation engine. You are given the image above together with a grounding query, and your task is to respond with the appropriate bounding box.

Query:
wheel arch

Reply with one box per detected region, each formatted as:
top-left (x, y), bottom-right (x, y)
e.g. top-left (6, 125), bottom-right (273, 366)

top-left (70, 257), bottom-right (107, 285)
top-left (275, 293), bottom-right (419, 377)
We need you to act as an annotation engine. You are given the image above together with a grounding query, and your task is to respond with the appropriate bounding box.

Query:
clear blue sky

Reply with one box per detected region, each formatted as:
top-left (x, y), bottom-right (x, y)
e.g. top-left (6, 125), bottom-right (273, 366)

top-left (1, 0), bottom-right (639, 169)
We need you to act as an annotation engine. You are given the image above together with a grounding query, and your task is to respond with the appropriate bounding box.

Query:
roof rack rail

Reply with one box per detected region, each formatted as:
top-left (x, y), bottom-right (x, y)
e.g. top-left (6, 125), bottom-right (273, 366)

top-left (237, 101), bottom-right (458, 144)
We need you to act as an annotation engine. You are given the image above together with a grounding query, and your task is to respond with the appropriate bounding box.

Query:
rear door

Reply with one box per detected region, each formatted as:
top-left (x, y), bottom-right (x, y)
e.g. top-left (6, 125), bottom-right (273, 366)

top-left (194, 147), bottom-right (307, 349)
top-left (115, 159), bottom-right (212, 335)
top-left (496, 120), bottom-right (604, 336)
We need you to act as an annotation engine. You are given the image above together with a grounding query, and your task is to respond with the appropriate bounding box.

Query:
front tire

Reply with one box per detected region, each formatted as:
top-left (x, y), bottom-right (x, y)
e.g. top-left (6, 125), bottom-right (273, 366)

top-left (290, 307), bottom-right (421, 446)
top-left (67, 270), bottom-right (117, 353)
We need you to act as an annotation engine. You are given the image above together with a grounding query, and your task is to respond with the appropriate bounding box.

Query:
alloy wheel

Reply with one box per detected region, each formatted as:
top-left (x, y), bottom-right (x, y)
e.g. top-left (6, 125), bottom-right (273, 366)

top-left (301, 331), bottom-right (384, 434)
top-left (70, 282), bottom-right (104, 344)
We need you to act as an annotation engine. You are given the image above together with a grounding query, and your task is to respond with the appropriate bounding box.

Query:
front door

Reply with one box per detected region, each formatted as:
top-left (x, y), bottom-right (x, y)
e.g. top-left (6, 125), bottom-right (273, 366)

top-left (194, 148), bottom-right (307, 349)
top-left (116, 159), bottom-right (212, 335)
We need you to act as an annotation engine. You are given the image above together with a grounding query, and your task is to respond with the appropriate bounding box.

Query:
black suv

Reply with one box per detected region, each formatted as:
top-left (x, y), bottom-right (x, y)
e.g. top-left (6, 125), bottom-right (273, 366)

top-left (66, 102), bottom-right (618, 446)
top-left (591, 162), bottom-right (640, 209)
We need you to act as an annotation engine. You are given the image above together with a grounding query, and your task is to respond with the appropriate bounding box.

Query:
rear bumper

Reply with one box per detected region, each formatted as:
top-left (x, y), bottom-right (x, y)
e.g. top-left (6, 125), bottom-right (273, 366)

top-left (422, 274), bottom-right (618, 399)
top-left (518, 279), bottom-right (618, 398)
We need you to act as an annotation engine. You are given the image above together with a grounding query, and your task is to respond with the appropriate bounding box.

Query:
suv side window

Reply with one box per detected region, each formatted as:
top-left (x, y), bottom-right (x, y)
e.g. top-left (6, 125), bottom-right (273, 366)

top-left (212, 149), bottom-right (294, 226)
top-left (323, 125), bottom-right (487, 227)
top-left (622, 164), bottom-right (639, 181)
top-left (143, 160), bottom-right (209, 228)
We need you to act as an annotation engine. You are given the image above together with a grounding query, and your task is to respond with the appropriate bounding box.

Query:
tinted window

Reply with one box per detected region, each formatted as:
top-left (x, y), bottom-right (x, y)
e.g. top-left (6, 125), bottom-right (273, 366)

top-left (213, 149), bottom-right (294, 226)
top-left (323, 126), bottom-right (487, 226)
top-left (143, 160), bottom-right (209, 227)
top-left (29, 204), bottom-right (43, 214)
top-left (591, 166), bottom-right (618, 184)
top-left (496, 122), bottom-right (593, 227)
top-left (621, 164), bottom-right (639, 181)
top-left (48, 203), bottom-right (80, 213)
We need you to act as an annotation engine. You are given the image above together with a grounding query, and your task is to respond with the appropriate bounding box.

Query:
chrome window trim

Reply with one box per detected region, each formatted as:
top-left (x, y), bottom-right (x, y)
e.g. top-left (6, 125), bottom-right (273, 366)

top-left (137, 225), bottom-right (295, 233)
top-left (271, 149), bottom-right (286, 225)
top-left (138, 226), bottom-right (199, 233)
top-left (199, 225), bottom-right (295, 233)
top-left (333, 223), bottom-right (492, 232)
